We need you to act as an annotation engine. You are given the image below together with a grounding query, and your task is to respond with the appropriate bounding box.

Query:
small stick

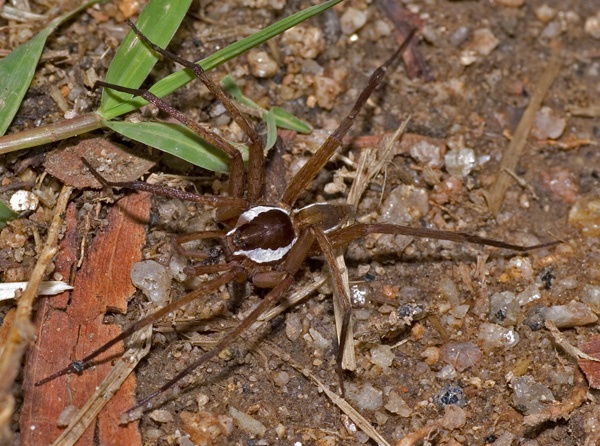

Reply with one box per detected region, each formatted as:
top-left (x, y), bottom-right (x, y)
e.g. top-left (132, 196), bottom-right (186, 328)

top-left (485, 44), bottom-right (562, 214)
top-left (0, 186), bottom-right (72, 440)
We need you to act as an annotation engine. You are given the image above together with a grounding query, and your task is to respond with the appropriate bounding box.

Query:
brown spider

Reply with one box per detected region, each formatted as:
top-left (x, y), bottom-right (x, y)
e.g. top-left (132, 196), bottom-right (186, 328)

top-left (37, 20), bottom-right (557, 416)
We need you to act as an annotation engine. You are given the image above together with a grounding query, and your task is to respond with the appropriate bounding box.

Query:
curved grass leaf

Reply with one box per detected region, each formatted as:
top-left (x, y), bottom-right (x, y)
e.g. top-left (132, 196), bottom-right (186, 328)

top-left (0, 0), bottom-right (102, 136)
top-left (0, 200), bottom-right (17, 229)
top-left (271, 106), bottom-right (312, 134)
top-left (99, 0), bottom-right (192, 113)
top-left (221, 74), bottom-right (312, 134)
top-left (264, 109), bottom-right (277, 153)
top-left (103, 120), bottom-right (235, 173)
top-left (100, 0), bottom-right (343, 120)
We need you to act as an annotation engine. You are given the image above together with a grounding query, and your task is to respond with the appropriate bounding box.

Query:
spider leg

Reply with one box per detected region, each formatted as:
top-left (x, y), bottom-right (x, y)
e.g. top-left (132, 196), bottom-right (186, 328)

top-left (173, 231), bottom-right (226, 260)
top-left (35, 269), bottom-right (238, 386)
top-left (128, 274), bottom-right (295, 414)
top-left (126, 229), bottom-right (317, 414)
top-left (95, 81), bottom-right (247, 202)
top-left (281, 28), bottom-right (417, 206)
top-left (82, 158), bottom-right (247, 209)
top-left (327, 223), bottom-right (561, 252)
top-left (123, 19), bottom-right (265, 203)
top-left (312, 226), bottom-right (353, 396)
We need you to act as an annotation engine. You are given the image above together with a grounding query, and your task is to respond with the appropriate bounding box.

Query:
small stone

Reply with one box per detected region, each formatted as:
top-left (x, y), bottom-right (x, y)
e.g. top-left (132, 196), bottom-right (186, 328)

top-left (309, 328), bottom-right (332, 350)
top-left (584, 15), bottom-right (600, 39)
top-left (380, 185), bottom-right (430, 225)
top-left (535, 4), bottom-right (556, 22)
top-left (272, 370), bottom-right (290, 387)
top-left (489, 291), bottom-right (520, 326)
top-left (180, 411), bottom-right (233, 444)
top-left (438, 276), bottom-right (460, 307)
top-left (410, 140), bottom-right (444, 168)
top-left (581, 285), bottom-right (600, 314)
top-left (440, 341), bottom-right (482, 372)
top-left (285, 312), bottom-right (302, 341)
top-left (130, 260), bottom-right (171, 306)
top-left (10, 190), bottom-right (39, 212)
top-left (385, 390), bottom-right (413, 417)
top-left (346, 383), bottom-right (383, 411)
top-left (569, 196), bottom-right (600, 237)
top-left (470, 28), bottom-right (499, 56)
top-left (370, 344), bottom-right (394, 369)
top-left (503, 256), bottom-right (535, 282)
top-left (228, 407), bottom-right (266, 437)
top-left (340, 7), bottom-right (368, 35)
top-left (449, 26), bottom-right (471, 47)
top-left (281, 25), bottom-right (325, 59)
top-left (511, 376), bottom-right (555, 414)
top-left (196, 394), bottom-right (209, 408)
top-left (531, 107), bottom-right (566, 140)
top-left (313, 75), bottom-right (341, 110)
top-left (539, 166), bottom-right (578, 204)
top-left (445, 148), bottom-right (475, 177)
top-left (247, 50), bottom-right (278, 78)
top-left (539, 21), bottom-right (562, 40)
top-left (437, 364), bottom-right (458, 380)
top-left (451, 304), bottom-right (470, 319)
top-left (538, 301), bottom-right (598, 328)
top-left (275, 423), bottom-right (286, 439)
top-left (56, 405), bottom-right (78, 428)
top-left (433, 384), bottom-right (467, 408)
top-left (493, 432), bottom-right (516, 446)
top-left (421, 346), bottom-right (440, 366)
top-left (149, 409), bottom-right (174, 423)
top-left (440, 405), bottom-right (467, 430)
top-left (516, 284), bottom-right (541, 306)
top-left (477, 323), bottom-right (520, 351)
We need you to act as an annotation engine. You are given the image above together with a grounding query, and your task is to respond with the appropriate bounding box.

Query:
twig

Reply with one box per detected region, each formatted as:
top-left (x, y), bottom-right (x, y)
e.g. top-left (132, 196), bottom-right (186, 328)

top-left (545, 319), bottom-right (600, 363)
top-left (485, 44), bottom-right (562, 214)
top-left (263, 342), bottom-right (392, 446)
top-left (0, 185), bottom-right (72, 440)
top-left (51, 326), bottom-right (152, 446)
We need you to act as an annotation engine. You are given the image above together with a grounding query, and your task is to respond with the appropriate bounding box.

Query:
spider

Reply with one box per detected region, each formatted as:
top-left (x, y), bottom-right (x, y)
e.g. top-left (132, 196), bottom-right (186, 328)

top-left (37, 20), bottom-right (557, 417)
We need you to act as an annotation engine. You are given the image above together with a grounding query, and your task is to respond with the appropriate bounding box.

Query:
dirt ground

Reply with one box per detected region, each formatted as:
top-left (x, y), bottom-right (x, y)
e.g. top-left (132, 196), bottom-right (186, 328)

top-left (1, 0), bottom-right (600, 445)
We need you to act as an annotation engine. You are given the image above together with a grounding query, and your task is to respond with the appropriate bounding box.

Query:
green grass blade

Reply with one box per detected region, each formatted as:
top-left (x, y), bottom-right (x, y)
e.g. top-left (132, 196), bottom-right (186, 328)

top-left (221, 74), bottom-right (312, 133)
top-left (271, 106), bottom-right (312, 133)
top-left (0, 200), bottom-right (18, 229)
top-left (221, 74), bottom-right (261, 109)
top-left (264, 109), bottom-right (277, 152)
top-left (99, 0), bottom-right (192, 113)
top-left (0, 0), bottom-right (102, 136)
top-left (103, 120), bottom-right (233, 173)
top-left (100, 0), bottom-right (343, 120)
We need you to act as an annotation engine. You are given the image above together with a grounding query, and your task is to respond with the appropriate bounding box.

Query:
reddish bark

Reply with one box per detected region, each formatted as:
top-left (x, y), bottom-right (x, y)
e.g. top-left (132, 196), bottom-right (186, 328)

top-left (20, 192), bottom-right (150, 446)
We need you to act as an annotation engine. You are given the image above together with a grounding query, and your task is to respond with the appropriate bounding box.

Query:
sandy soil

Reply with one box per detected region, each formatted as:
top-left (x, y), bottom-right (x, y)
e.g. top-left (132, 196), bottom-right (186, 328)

top-left (1, 0), bottom-right (600, 445)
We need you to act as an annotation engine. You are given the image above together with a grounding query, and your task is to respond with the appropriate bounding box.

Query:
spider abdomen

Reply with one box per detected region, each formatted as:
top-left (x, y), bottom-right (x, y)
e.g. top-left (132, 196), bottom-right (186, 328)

top-left (226, 206), bottom-right (297, 263)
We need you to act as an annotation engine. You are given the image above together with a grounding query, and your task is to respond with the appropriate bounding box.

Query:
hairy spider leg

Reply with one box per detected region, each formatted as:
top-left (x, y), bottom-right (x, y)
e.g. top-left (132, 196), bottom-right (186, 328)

top-left (281, 29), bottom-right (416, 206)
top-left (127, 229), bottom-right (316, 414)
top-left (35, 270), bottom-right (238, 385)
top-left (327, 224), bottom-right (562, 252)
top-left (123, 18), bottom-right (265, 204)
top-left (82, 158), bottom-right (246, 209)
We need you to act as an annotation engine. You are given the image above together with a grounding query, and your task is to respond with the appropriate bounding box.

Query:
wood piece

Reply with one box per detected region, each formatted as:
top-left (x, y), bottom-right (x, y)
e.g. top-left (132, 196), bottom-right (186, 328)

top-left (485, 45), bottom-right (562, 214)
top-left (0, 185), bottom-right (72, 442)
top-left (19, 192), bottom-right (150, 446)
